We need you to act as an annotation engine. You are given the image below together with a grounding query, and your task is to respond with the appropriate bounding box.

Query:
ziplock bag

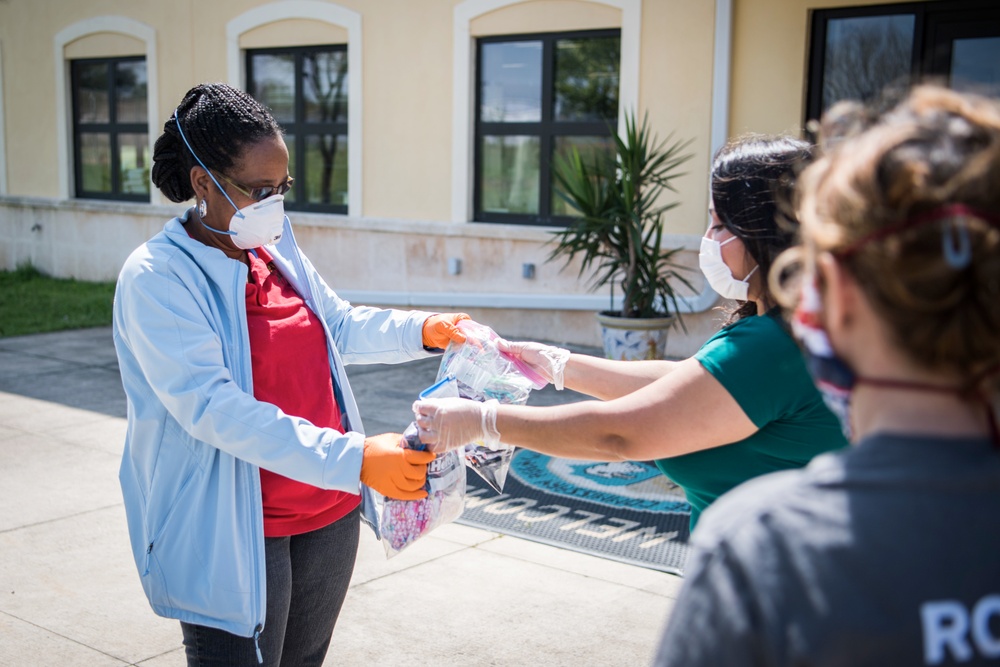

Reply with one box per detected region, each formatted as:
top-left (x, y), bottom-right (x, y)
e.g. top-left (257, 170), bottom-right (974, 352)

top-left (435, 320), bottom-right (545, 493)
top-left (378, 376), bottom-right (466, 558)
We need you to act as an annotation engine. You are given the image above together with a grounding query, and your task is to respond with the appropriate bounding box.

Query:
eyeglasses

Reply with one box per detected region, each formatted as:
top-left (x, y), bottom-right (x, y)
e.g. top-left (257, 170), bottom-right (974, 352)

top-left (213, 170), bottom-right (294, 201)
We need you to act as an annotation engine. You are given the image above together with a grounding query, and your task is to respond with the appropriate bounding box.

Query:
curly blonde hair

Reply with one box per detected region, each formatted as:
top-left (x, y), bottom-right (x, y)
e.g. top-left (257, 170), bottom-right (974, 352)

top-left (788, 86), bottom-right (1000, 387)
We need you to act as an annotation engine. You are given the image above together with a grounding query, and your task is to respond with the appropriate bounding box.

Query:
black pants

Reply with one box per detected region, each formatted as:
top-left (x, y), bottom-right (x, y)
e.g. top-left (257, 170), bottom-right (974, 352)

top-left (181, 505), bottom-right (361, 666)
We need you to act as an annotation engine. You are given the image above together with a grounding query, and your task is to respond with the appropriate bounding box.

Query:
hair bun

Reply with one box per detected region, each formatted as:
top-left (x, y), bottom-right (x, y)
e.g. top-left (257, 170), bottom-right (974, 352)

top-left (151, 124), bottom-right (194, 203)
top-left (152, 82), bottom-right (283, 203)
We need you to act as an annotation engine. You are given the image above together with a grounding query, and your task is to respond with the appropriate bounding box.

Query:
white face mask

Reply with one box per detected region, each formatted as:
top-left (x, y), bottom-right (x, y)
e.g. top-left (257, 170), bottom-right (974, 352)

top-left (699, 235), bottom-right (759, 301)
top-left (174, 108), bottom-right (286, 250)
top-left (221, 194), bottom-right (286, 249)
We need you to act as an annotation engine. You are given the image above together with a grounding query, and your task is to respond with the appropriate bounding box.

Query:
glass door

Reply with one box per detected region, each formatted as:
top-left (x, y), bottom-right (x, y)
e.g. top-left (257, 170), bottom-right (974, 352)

top-left (806, 1), bottom-right (1000, 125)
top-left (925, 8), bottom-right (1000, 97)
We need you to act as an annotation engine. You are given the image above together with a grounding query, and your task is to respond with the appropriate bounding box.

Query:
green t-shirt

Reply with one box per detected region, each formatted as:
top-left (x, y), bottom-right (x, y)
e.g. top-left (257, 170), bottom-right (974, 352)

top-left (656, 312), bottom-right (847, 529)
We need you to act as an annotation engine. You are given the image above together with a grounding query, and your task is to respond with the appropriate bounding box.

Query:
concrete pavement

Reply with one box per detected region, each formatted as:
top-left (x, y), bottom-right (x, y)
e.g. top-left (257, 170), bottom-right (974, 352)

top-left (0, 327), bottom-right (682, 666)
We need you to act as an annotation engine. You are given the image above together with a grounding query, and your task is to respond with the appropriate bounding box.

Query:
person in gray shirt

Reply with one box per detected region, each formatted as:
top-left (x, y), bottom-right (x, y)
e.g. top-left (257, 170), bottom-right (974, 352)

top-left (654, 84), bottom-right (1000, 666)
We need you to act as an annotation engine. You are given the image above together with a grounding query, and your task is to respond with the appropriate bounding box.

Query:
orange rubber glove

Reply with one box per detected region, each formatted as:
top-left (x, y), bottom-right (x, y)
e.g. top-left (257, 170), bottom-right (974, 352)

top-left (360, 433), bottom-right (436, 500)
top-left (421, 313), bottom-right (471, 350)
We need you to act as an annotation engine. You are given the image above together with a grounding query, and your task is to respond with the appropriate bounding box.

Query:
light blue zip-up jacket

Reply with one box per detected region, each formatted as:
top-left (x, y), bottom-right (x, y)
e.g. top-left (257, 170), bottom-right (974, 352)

top-left (113, 209), bottom-right (435, 639)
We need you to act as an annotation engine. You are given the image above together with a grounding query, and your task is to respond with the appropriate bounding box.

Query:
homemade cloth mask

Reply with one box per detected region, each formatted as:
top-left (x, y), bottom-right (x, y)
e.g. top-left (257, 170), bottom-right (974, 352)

top-left (793, 203), bottom-right (1000, 445)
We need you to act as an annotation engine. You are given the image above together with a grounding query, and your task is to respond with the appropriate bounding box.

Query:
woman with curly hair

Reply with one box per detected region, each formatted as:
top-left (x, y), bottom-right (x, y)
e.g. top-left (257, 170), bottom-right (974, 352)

top-left (655, 85), bottom-right (1000, 666)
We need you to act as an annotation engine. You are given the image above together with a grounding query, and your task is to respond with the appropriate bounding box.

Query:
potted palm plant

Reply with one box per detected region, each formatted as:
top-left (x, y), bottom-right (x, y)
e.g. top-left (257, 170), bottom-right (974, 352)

top-left (549, 111), bottom-right (694, 360)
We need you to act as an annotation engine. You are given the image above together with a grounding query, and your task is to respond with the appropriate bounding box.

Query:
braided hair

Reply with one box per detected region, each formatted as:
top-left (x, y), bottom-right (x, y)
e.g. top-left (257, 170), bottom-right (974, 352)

top-left (151, 83), bottom-right (283, 203)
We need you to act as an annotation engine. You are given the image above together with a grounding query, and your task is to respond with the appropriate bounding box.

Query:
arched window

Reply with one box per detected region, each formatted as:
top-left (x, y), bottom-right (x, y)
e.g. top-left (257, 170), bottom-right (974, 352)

top-left (451, 0), bottom-right (641, 224)
top-left (474, 28), bottom-right (621, 225)
top-left (228, 1), bottom-right (362, 216)
top-left (54, 17), bottom-right (158, 202)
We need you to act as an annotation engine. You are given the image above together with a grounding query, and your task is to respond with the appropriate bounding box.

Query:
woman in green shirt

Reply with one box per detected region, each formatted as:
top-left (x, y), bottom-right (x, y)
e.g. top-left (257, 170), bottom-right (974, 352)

top-left (414, 135), bottom-right (847, 528)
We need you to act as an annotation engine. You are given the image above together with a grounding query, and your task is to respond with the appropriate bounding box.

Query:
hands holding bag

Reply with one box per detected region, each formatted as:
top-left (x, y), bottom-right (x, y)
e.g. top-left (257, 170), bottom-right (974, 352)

top-left (421, 313), bottom-right (471, 350)
top-left (376, 377), bottom-right (468, 557)
top-left (497, 340), bottom-right (571, 391)
top-left (412, 397), bottom-right (500, 453)
top-left (374, 323), bottom-right (557, 557)
top-left (361, 433), bottom-right (435, 500)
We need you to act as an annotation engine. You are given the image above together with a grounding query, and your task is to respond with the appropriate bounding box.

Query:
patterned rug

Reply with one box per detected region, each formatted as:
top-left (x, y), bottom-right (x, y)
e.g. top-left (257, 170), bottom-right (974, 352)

top-left (457, 450), bottom-right (691, 575)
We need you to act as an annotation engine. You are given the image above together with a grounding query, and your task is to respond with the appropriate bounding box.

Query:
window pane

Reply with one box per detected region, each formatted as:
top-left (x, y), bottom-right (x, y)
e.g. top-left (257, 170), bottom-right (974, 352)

top-left (303, 50), bottom-right (348, 123)
top-left (305, 134), bottom-right (348, 207)
top-left (480, 41), bottom-right (543, 122)
top-left (116, 61), bottom-right (147, 123)
top-left (554, 36), bottom-right (620, 122)
top-left (80, 133), bottom-right (112, 192)
top-left (551, 135), bottom-right (615, 216)
top-left (119, 133), bottom-right (150, 195)
top-left (251, 54), bottom-right (295, 123)
top-left (480, 135), bottom-right (540, 214)
top-left (951, 37), bottom-right (1000, 97)
top-left (284, 133), bottom-right (297, 204)
top-left (822, 15), bottom-right (914, 111)
top-left (76, 62), bottom-right (109, 123)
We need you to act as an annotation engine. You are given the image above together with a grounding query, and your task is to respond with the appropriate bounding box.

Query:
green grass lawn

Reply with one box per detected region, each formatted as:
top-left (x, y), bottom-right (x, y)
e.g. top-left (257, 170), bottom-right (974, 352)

top-left (0, 265), bottom-right (115, 338)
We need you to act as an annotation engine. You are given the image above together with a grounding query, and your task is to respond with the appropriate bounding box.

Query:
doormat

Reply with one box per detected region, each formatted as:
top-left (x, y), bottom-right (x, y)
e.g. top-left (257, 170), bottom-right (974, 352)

top-left (456, 450), bottom-right (691, 575)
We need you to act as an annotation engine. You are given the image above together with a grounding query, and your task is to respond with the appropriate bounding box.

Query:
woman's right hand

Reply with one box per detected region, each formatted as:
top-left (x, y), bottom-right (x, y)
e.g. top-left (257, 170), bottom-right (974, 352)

top-left (498, 340), bottom-right (571, 390)
top-left (360, 433), bottom-right (436, 500)
top-left (412, 397), bottom-right (500, 453)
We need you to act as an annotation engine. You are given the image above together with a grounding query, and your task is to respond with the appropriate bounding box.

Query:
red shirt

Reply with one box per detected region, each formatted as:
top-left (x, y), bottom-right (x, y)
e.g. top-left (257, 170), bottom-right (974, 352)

top-left (245, 246), bottom-right (360, 537)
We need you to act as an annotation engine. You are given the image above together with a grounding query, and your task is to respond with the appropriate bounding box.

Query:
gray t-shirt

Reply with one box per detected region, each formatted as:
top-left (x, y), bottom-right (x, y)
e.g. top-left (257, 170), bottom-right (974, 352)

top-left (653, 433), bottom-right (1000, 666)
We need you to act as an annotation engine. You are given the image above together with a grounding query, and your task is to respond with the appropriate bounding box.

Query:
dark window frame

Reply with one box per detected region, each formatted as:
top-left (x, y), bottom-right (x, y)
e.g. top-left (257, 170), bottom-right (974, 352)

top-left (474, 28), bottom-right (621, 227)
top-left (246, 43), bottom-right (349, 215)
top-left (70, 56), bottom-right (149, 202)
top-left (805, 0), bottom-right (1000, 125)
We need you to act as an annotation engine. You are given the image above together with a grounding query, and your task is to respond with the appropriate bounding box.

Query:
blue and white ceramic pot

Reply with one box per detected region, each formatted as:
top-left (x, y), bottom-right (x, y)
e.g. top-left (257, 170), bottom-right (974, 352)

top-left (595, 311), bottom-right (676, 361)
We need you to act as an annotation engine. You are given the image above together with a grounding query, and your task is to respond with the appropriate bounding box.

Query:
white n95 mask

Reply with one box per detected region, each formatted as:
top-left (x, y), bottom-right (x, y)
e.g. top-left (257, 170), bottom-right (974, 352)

top-left (222, 194), bottom-right (286, 249)
top-left (699, 235), bottom-right (758, 301)
top-left (173, 107), bottom-right (287, 250)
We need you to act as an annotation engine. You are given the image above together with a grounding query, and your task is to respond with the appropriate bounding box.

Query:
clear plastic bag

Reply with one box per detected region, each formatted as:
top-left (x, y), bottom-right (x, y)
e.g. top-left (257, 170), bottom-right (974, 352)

top-left (378, 377), bottom-right (466, 558)
top-left (436, 320), bottom-right (544, 493)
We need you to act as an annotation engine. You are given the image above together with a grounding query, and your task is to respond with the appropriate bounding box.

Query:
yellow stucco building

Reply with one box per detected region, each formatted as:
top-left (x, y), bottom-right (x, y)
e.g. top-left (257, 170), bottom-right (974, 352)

top-left (0, 0), bottom-right (995, 354)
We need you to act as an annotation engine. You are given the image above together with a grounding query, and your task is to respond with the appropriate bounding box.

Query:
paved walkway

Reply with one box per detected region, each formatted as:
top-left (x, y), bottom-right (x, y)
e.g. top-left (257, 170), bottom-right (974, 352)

top-left (0, 327), bottom-right (682, 666)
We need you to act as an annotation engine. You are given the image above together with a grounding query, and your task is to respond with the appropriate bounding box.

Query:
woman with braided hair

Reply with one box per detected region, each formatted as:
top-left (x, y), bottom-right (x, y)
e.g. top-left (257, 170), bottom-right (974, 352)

top-left (113, 82), bottom-right (472, 665)
top-left (654, 85), bottom-right (1000, 665)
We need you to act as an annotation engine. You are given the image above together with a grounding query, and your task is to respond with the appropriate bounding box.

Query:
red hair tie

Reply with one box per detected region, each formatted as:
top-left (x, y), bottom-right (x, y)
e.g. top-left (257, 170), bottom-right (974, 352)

top-left (835, 203), bottom-right (1000, 263)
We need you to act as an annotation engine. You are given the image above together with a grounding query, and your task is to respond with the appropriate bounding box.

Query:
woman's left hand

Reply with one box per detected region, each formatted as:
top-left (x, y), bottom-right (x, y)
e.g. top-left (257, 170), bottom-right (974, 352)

top-left (421, 313), bottom-right (471, 350)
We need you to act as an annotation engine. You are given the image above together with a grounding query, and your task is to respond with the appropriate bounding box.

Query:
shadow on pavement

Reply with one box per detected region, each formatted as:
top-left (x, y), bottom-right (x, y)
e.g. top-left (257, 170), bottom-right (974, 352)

top-left (0, 326), bottom-right (595, 431)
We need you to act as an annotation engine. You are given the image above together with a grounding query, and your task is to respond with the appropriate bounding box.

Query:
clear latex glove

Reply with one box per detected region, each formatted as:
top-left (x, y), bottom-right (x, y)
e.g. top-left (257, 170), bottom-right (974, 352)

top-left (412, 397), bottom-right (500, 454)
top-left (360, 433), bottom-right (436, 500)
top-left (497, 340), bottom-right (571, 390)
